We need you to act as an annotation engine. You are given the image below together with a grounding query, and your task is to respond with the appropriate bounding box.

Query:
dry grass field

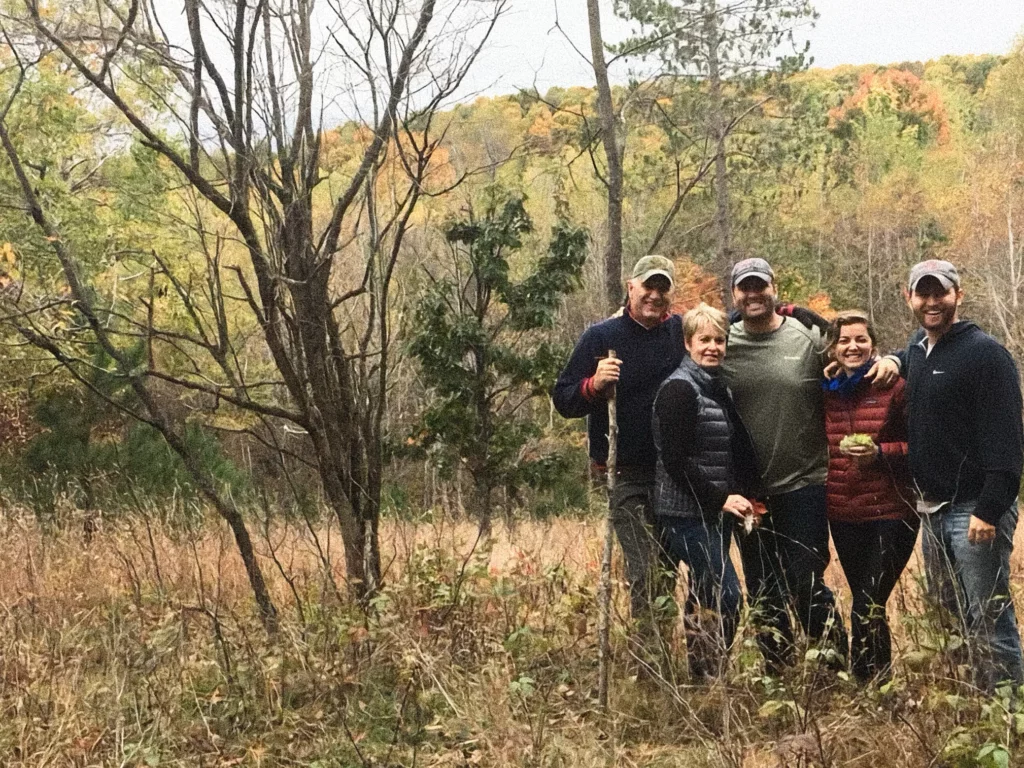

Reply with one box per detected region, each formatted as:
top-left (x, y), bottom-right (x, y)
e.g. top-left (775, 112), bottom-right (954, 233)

top-left (1, 505), bottom-right (1022, 767)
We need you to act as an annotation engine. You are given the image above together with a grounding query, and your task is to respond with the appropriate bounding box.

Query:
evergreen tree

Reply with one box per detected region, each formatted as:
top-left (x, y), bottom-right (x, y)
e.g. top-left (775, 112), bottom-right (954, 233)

top-left (408, 193), bottom-right (587, 534)
top-left (613, 0), bottom-right (817, 277)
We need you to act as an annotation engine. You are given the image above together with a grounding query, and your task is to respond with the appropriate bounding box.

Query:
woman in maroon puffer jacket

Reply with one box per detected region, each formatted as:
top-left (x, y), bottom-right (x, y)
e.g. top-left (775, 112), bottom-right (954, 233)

top-left (824, 310), bottom-right (919, 683)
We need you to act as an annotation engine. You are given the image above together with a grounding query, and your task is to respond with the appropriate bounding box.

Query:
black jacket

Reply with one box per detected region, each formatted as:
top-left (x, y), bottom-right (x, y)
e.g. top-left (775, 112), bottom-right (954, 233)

top-left (903, 321), bottom-right (1023, 525)
top-left (652, 356), bottom-right (759, 518)
top-left (551, 312), bottom-right (683, 470)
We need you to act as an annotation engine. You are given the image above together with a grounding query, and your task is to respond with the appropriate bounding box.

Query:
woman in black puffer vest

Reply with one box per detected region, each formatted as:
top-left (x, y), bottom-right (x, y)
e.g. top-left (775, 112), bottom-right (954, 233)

top-left (653, 303), bottom-right (760, 680)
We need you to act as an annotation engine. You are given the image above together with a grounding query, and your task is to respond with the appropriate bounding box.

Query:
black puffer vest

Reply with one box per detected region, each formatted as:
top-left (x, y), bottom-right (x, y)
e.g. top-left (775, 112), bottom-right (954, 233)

top-left (652, 356), bottom-right (734, 518)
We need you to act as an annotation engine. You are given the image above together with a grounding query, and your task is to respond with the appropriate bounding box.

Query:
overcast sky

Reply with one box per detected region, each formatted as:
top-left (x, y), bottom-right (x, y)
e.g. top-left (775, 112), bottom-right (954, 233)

top-left (459, 0), bottom-right (1024, 98)
top-left (151, 0), bottom-right (1024, 131)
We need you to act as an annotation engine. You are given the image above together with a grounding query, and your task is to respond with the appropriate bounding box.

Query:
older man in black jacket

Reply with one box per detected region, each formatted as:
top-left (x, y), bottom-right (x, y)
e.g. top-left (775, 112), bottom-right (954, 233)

top-left (552, 255), bottom-right (683, 635)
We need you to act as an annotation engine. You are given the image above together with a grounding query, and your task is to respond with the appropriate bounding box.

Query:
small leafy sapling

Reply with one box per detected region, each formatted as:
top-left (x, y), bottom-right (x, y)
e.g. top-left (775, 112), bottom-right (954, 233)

top-left (407, 191), bottom-right (587, 534)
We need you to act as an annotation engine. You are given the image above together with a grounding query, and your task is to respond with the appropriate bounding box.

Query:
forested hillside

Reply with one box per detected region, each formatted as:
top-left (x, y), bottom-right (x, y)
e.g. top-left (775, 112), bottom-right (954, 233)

top-left (3, 48), bottom-right (1021, 521)
top-left (2, 49), bottom-right (1019, 504)
top-left (1, 1), bottom-right (1024, 764)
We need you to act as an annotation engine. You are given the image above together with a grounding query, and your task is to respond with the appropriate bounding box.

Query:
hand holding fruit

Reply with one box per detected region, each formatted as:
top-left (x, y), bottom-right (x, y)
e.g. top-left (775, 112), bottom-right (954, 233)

top-left (740, 499), bottom-right (767, 533)
top-left (722, 494), bottom-right (753, 519)
top-left (840, 433), bottom-right (878, 468)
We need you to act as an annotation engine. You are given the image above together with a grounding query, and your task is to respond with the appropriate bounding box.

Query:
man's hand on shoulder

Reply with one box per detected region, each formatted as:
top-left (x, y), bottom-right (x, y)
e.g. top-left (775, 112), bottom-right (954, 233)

top-left (777, 303), bottom-right (831, 333)
top-left (864, 356), bottom-right (900, 390)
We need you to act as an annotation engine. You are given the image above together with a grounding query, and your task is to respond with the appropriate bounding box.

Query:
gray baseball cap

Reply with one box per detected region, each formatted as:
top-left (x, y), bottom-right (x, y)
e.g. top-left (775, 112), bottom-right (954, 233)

top-left (908, 259), bottom-right (960, 291)
top-left (731, 257), bottom-right (775, 287)
top-left (631, 255), bottom-right (674, 287)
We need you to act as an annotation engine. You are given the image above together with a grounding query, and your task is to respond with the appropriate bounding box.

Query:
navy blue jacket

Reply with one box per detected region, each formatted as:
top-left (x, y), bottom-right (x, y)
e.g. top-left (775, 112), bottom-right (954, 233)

top-left (552, 312), bottom-right (684, 471)
top-left (902, 321), bottom-right (1023, 525)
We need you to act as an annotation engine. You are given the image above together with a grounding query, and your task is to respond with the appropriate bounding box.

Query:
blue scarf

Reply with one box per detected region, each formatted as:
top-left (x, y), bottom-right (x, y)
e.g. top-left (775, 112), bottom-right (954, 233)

top-left (823, 359), bottom-right (874, 398)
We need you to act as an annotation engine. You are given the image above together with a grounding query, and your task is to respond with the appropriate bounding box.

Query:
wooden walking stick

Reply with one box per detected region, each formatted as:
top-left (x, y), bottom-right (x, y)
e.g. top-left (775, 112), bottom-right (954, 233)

top-left (597, 350), bottom-right (617, 710)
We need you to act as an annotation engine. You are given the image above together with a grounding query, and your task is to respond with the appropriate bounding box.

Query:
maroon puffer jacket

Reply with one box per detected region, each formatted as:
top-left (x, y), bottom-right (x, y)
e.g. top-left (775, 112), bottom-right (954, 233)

top-left (824, 377), bottom-right (915, 523)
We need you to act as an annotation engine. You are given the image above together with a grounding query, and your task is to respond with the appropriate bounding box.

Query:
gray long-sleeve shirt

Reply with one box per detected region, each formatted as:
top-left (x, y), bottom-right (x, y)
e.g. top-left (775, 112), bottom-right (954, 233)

top-left (721, 317), bottom-right (829, 496)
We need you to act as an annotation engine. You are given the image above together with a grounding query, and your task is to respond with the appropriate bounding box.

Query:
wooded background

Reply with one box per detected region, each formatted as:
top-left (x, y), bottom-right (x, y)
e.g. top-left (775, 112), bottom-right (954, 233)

top-left (0, 4), bottom-right (1023, 764)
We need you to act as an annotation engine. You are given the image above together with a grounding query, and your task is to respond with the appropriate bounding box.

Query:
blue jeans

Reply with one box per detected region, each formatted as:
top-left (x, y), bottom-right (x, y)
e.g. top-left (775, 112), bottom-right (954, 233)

top-left (660, 515), bottom-right (742, 679)
top-left (922, 501), bottom-right (1024, 690)
top-left (739, 484), bottom-right (848, 672)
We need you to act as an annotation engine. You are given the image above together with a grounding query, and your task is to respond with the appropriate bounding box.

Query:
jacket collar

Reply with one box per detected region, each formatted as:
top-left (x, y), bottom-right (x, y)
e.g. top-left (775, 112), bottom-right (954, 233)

top-left (624, 303), bottom-right (672, 330)
top-left (679, 354), bottom-right (724, 388)
top-left (915, 320), bottom-right (976, 352)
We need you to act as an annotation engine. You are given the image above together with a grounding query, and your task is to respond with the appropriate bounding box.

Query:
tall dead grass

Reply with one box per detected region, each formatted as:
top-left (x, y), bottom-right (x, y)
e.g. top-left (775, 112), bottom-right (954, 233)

top-left (0, 507), bottom-right (1020, 766)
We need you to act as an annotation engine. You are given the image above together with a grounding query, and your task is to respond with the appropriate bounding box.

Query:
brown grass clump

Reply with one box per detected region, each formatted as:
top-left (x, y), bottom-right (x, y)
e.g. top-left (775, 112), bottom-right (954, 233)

top-left (0, 506), bottom-right (1020, 767)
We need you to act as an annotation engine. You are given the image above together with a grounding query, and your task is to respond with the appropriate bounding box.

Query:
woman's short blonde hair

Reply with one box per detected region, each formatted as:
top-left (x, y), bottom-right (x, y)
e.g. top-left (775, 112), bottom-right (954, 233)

top-left (682, 303), bottom-right (728, 342)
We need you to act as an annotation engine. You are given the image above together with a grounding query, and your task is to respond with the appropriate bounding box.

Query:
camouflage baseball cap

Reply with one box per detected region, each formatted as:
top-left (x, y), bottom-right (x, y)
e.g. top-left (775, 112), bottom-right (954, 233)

top-left (630, 255), bottom-right (674, 287)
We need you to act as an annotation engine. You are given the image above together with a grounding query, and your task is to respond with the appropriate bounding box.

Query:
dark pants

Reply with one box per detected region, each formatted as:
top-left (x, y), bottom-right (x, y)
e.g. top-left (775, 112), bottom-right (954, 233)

top-left (660, 515), bottom-right (742, 679)
top-left (830, 517), bottom-right (919, 682)
top-left (739, 484), bottom-right (847, 672)
top-left (610, 470), bottom-right (675, 631)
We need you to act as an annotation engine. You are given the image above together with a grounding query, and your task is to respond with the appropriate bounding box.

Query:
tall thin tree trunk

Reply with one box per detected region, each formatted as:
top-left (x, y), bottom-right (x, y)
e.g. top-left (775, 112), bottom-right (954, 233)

top-left (705, 0), bottom-right (731, 278)
top-left (476, 478), bottom-right (494, 538)
top-left (867, 225), bottom-right (874, 325)
top-left (456, 465), bottom-right (466, 517)
top-left (440, 475), bottom-right (452, 518)
top-left (1009, 187), bottom-right (1018, 311)
top-left (424, 459), bottom-right (432, 511)
top-left (363, 423), bottom-right (384, 597)
top-left (587, 0), bottom-right (624, 312)
top-left (364, 514), bottom-right (381, 596)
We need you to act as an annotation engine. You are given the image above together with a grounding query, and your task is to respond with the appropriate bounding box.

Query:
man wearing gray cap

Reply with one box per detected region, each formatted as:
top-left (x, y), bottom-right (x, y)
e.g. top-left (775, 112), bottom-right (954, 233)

top-left (553, 255), bottom-right (683, 636)
top-left (722, 257), bottom-right (852, 672)
top-left (901, 259), bottom-right (1023, 690)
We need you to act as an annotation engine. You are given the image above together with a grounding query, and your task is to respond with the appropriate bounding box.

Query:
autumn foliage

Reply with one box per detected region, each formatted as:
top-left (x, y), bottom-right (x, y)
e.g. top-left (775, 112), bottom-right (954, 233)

top-left (668, 257), bottom-right (725, 314)
top-left (828, 68), bottom-right (951, 146)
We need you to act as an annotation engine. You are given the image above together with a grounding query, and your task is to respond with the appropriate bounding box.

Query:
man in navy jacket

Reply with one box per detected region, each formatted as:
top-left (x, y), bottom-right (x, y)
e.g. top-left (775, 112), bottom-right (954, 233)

top-left (552, 255), bottom-right (683, 636)
top-left (902, 259), bottom-right (1024, 690)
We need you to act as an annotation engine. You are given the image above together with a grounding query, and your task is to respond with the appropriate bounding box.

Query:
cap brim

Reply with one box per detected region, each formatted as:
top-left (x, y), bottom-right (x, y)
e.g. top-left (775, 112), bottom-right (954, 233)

top-left (909, 273), bottom-right (954, 291)
top-left (638, 269), bottom-right (673, 287)
top-left (732, 271), bottom-right (773, 287)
